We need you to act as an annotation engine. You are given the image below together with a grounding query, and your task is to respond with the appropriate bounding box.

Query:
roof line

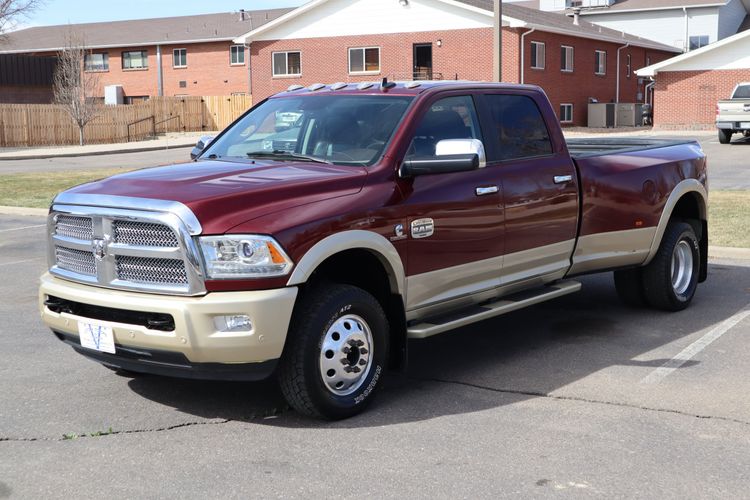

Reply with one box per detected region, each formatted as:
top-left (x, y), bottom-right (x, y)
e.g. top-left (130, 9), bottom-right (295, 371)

top-left (0, 37), bottom-right (237, 54)
top-left (635, 27), bottom-right (750, 76)
top-left (579, 1), bottom-right (729, 15)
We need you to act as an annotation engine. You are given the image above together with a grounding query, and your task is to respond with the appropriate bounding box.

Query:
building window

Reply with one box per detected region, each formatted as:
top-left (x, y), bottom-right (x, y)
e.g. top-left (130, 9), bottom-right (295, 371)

top-left (122, 50), bottom-right (148, 70)
top-left (272, 51), bottom-right (301, 77)
top-left (626, 54), bottom-right (631, 78)
top-left (349, 47), bottom-right (380, 74)
top-left (689, 35), bottom-right (709, 51)
top-left (646, 56), bottom-right (651, 66)
top-left (560, 103), bottom-right (573, 123)
top-left (561, 45), bottom-right (574, 72)
top-left (230, 45), bottom-right (245, 65)
top-left (84, 52), bottom-right (109, 72)
top-left (173, 48), bottom-right (187, 68)
top-left (594, 50), bottom-right (606, 75)
top-left (530, 41), bottom-right (545, 69)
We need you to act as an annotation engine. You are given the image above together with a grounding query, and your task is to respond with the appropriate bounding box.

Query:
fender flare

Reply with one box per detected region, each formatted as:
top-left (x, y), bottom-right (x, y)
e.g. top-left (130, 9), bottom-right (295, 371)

top-left (286, 230), bottom-right (406, 299)
top-left (644, 179), bottom-right (707, 265)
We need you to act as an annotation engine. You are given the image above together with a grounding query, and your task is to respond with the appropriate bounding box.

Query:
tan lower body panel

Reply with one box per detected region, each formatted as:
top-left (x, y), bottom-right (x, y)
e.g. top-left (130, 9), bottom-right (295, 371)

top-left (39, 273), bottom-right (298, 364)
top-left (568, 227), bottom-right (656, 276)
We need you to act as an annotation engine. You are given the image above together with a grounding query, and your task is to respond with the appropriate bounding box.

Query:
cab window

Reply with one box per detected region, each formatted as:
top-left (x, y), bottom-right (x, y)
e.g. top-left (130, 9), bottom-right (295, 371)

top-left (485, 94), bottom-right (553, 161)
top-left (406, 95), bottom-right (482, 158)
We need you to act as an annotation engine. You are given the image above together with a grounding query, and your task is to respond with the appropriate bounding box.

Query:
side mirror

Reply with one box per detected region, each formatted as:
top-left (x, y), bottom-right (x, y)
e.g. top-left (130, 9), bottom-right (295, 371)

top-left (400, 138), bottom-right (486, 177)
top-left (190, 135), bottom-right (215, 160)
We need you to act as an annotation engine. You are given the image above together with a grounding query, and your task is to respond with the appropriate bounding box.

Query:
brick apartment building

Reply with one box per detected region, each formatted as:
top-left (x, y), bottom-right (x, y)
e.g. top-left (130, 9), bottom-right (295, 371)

top-left (0, 8), bottom-right (291, 103)
top-left (636, 28), bottom-right (750, 129)
top-left (234, 0), bottom-right (678, 125)
top-left (0, 0), bottom-right (678, 125)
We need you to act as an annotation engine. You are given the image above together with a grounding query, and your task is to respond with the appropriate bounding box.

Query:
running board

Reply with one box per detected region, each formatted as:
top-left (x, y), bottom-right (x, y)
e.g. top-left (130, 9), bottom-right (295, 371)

top-left (406, 280), bottom-right (582, 339)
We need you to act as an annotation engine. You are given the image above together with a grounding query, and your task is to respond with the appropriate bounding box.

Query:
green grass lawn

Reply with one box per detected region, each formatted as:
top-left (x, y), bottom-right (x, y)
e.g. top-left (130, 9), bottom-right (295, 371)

top-left (0, 170), bottom-right (747, 248)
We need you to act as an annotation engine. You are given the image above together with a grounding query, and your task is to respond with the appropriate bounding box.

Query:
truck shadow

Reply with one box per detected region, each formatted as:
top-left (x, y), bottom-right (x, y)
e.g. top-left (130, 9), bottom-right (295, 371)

top-left (127, 263), bottom-right (749, 427)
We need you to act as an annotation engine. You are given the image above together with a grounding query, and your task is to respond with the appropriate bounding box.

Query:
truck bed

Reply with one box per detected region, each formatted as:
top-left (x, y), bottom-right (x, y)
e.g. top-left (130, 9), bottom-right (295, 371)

top-left (566, 138), bottom-right (695, 158)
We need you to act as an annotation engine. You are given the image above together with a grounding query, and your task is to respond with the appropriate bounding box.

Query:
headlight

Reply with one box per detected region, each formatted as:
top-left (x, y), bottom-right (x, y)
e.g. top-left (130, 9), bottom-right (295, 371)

top-left (198, 235), bottom-right (293, 279)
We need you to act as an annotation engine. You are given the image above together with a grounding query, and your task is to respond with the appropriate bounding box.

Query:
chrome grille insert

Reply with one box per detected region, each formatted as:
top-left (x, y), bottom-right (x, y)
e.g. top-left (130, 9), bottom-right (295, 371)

top-left (116, 256), bottom-right (188, 285)
top-left (55, 215), bottom-right (93, 240)
top-left (113, 220), bottom-right (179, 247)
top-left (55, 246), bottom-right (96, 276)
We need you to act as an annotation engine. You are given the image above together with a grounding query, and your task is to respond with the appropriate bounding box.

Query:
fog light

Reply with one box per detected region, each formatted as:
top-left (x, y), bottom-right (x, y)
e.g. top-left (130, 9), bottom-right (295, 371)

top-left (214, 315), bottom-right (253, 333)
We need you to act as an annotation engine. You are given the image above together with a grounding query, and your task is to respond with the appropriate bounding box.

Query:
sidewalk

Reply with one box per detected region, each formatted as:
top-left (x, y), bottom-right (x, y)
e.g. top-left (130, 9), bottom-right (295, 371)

top-left (0, 131), bottom-right (218, 160)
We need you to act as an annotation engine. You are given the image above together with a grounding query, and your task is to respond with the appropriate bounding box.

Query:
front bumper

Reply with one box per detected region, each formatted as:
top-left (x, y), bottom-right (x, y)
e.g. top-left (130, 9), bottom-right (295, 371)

top-left (39, 273), bottom-right (298, 380)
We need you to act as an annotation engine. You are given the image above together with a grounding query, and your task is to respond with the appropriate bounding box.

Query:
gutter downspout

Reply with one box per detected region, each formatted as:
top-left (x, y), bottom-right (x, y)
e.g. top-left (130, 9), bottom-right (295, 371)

top-left (520, 28), bottom-right (536, 84)
top-left (645, 80), bottom-right (655, 106)
top-left (616, 42), bottom-right (630, 127)
top-left (683, 7), bottom-right (689, 52)
top-left (245, 42), bottom-right (252, 96)
top-left (156, 44), bottom-right (164, 97)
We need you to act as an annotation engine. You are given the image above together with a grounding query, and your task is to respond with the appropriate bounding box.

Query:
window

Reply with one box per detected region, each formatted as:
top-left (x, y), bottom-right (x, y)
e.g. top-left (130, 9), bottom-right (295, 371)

top-left (349, 47), bottom-right (380, 74)
top-left (560, 103), bottom-right (573, 123)
top-left (531, 41), bottom-right (545, 70)
top-left (626, 54), bottom-right (631, 78)
top-left (230, 45), bottom-right (245, 65)
top-left (122, 51), bottom-right (148, 70)
top-left (406, 95), bottom-right (482, 158)
top-left (646, 56), bottom-right (651, 67)
top-left (689, 35), bottom-right (709, 51)
top-left (173, 48), bottom-right (187, 68)
top-left (486, 94), bottom-right (553, 161)
top-left (594, 50), bottom-right (606, 75)
top-left (561, 45), bottom-right (574, 72)
top-left (84, 53), bottom-right (109, 72)
top-left (272, 51), bottom-right (301, 77)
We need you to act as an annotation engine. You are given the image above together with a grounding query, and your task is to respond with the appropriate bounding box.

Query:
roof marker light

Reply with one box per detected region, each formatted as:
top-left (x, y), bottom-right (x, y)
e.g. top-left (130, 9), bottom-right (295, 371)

top-left (405, 81), bottom-right (422, 89)
top-left (331, 82), bottom-right (348, 90)
top-left (287, 84), bottom-right (304, 92)
top-left (308, 83), bottom-right (326, 91)
top-left (357, 82), bottom-right (374, 90)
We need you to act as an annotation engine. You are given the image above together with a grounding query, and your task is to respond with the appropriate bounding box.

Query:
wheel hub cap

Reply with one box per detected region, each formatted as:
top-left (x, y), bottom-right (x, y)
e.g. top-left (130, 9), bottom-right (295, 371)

top-left (319, 314), bottom-right (373, 396)
top-left (671, 240), bottom-right (693, 295)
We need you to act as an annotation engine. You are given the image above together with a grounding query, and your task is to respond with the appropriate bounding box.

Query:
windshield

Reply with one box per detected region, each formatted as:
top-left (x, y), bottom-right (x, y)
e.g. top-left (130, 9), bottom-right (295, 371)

top-left (202, 94), bottom-right (414, 166)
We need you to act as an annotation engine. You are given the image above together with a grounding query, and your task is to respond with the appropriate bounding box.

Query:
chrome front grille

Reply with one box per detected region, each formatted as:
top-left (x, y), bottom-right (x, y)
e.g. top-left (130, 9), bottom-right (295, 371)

top-left (113, 220), bottom-right (179, 247)
top-left (116, 256), bottom-right (188, 285)
top-left (48, 202), bottom-right (205, 295)
top-left (55, 246), bottom-right (96, 276)
top-left (55, 215), bottom-right (93, 240)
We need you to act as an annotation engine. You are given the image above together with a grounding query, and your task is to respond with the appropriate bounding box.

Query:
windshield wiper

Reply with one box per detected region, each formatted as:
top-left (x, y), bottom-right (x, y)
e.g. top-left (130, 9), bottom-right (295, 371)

top-left (246, 150), bottom-right (331, 164)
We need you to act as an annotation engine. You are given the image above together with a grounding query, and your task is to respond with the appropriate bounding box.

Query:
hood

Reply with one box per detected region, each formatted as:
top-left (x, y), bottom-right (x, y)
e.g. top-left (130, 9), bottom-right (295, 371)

top-left (64, 159), bottom-right (368, 234)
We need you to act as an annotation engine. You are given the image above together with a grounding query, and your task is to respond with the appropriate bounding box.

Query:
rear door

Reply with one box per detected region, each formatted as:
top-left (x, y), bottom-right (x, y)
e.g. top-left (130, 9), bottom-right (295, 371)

top-left (476, 90), bottom-right (578, 285)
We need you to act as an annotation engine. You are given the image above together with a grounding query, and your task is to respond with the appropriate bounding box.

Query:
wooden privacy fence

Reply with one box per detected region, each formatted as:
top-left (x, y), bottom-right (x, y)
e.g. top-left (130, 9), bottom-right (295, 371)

top-left (0, 95), bottom-right (253, 147)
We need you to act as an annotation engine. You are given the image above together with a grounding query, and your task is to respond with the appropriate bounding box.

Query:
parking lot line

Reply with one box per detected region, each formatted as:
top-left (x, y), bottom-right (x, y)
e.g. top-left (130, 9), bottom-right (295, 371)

top-left (0, 224), bottom-right (46, 233)
top-left (640, 304), bottom-right (750, 384)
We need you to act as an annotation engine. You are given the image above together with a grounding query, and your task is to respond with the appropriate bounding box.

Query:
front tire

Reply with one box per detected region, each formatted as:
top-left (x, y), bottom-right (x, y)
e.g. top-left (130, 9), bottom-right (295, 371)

top-left (642, 222), bottom-right (700, 311)
top-left (718, 129), bottom-right (732, 144)
top-left (278, 284), bottom-right (389, 419)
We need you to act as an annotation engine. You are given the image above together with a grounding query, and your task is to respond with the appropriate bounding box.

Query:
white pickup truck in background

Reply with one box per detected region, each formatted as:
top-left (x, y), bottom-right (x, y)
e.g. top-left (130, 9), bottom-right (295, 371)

top-left (716, 83), bottom-right (750, 144)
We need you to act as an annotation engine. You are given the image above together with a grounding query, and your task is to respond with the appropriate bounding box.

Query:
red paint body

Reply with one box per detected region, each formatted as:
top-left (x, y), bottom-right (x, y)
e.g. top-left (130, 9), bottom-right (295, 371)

top-left (66, 82), bottom-right (707, 291)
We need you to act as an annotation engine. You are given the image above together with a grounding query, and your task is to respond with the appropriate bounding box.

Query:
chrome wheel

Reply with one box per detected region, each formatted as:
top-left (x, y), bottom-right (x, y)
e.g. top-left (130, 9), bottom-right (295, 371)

top-left (319, 314), bottom-right (373, 396)
top-left (671, 240), bottom-right (694, 296)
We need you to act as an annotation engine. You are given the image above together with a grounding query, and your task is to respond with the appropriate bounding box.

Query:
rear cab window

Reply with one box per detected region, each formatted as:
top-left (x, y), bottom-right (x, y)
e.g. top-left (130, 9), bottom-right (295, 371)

top-left (481, 94), bottom-right (553, 162)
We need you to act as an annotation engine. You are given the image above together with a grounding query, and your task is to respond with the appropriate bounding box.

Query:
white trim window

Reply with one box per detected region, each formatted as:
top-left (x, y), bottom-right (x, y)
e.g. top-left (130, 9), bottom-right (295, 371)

top-left (272, 51), bottom-right (301, 77)
top-left (230, 45), bottom-right (245, 65)
top-left (84, 52), bottom-right (109, 72)
top-left (594, 50), bottom-right (606, 75)
top-left (560, 103), bottom-right (573, 123)
top-left (348, 47), bottom-right (380, 74)
top-left (689, 35), bottom-right (709, 51)
top-left (530, 41), bottom-right (545, 70)
top-left (173, 48), bottom-right (187, 68)
top-left (561, 45), bottom-right (574, 72)
top-left (626, 54), bottom-right (632, 78)
top-left (122, 50), bottom-right (148, 70)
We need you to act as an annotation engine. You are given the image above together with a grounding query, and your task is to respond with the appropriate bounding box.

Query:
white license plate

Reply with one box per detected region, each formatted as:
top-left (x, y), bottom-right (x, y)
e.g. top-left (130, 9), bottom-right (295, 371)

top-left (78, 321), bottom-right (116, 354)
top-left (741, 122), bottom-right (750, 128)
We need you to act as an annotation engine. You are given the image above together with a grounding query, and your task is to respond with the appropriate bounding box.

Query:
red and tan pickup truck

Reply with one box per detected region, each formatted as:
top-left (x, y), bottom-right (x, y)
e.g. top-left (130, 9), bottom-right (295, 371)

top-left (40, 81), bottom-right (708, 419)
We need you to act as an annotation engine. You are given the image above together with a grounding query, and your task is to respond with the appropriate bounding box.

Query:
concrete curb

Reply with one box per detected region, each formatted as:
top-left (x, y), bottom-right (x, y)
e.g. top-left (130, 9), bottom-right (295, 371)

top-left (0, 143), bottom-right (194, 161)
top-left (0, 205), bottom-right (48, 216)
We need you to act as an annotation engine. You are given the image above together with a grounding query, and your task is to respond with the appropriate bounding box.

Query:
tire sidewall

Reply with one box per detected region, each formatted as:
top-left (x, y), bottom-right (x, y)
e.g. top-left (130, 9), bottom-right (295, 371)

top-left (302, 288), bottom-right (389, 418)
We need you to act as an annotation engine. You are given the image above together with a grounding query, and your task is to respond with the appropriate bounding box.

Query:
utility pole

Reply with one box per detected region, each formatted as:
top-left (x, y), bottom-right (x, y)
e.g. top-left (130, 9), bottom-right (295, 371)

top-left (493, 0), bottom-right (502, 81)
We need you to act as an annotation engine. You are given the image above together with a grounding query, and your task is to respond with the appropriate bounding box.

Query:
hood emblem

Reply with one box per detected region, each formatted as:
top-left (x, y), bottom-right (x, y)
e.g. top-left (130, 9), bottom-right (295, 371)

top-left (92, 239), bottom-right (107, 261)
top-left (411, 218), bottom-right (434, 239)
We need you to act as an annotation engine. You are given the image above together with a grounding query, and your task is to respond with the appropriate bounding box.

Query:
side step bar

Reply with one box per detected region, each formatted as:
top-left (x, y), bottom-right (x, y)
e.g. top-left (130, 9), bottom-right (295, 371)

top-left (406, 280), bottom-right (582, 339)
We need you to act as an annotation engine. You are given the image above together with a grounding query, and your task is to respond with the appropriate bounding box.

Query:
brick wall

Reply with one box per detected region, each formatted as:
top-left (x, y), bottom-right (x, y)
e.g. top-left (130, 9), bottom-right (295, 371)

top-left (250, 27), bottom-right (674, 126)
top-left (653, 69), bottom-right (750, 130)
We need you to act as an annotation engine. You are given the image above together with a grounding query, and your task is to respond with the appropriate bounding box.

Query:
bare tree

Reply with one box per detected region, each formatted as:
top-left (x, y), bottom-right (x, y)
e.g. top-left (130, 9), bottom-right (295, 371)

top-left (0, 0), bottom-right (41, 36)
top-left (53, 33), bottom-right (101, 146)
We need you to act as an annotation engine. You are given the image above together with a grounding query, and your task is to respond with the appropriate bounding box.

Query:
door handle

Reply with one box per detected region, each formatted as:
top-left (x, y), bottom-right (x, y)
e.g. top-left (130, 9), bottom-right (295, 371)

top-left (553, 175), bottom-right (573, 184)
top-left (475, 185), bottom-right (499, 196)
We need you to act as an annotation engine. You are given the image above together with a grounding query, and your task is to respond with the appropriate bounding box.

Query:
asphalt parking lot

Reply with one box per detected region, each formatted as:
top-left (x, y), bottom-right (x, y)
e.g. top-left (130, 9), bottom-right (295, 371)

top-left (1, 214), bottom-right (749, 498)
